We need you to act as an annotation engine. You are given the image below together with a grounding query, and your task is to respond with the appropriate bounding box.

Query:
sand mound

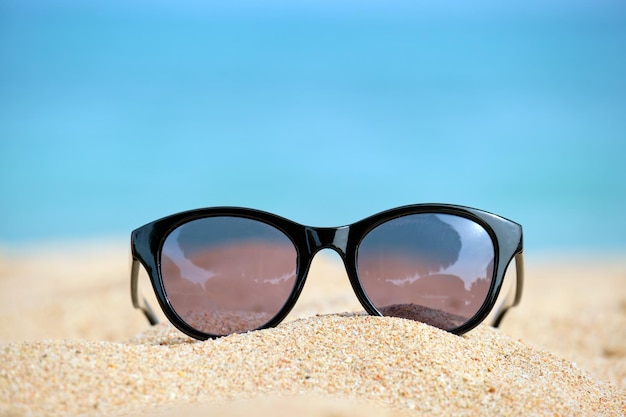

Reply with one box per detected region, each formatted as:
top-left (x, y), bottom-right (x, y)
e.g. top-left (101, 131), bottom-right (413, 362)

top-left (0, 245), bottom-right (624, 416)
top-left (1, 315), bottom-right (624, 417)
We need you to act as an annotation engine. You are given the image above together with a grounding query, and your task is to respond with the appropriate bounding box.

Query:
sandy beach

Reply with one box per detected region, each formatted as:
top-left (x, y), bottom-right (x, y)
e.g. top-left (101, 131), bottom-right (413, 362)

top-left (0, 241), bottom-right (624, 416)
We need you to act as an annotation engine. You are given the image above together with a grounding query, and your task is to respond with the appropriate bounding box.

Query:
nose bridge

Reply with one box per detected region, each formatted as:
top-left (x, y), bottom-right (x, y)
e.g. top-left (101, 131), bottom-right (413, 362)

top-left (305, 226), bottom-right (349, 258)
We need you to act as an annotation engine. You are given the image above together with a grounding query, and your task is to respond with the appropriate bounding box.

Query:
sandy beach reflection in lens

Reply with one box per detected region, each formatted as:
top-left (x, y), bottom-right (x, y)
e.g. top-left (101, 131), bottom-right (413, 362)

top-left (161, 217), bottom-right (298, 335)
top-left (357, 214), bottom-right (494, 330)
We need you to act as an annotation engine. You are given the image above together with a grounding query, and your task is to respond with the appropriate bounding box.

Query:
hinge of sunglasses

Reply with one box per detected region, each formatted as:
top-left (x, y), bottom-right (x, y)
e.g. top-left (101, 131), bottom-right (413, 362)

top-left (138, 297), bottom-right (159, 326)
top-left (130, 255), bottom-right (160, 326)
top-left (490, 252), bottom-right (525, 328)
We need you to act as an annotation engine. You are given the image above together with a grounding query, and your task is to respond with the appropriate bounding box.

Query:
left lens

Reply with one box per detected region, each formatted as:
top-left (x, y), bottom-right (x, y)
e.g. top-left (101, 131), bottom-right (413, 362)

top-left (356, 213), bottom-right (495, 330)
top-left (160, 216), bottom-right (297, 336)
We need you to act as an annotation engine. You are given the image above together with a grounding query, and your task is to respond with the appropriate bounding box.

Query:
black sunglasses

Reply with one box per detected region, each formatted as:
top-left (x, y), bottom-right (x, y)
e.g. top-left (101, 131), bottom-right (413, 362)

top-left (130, 204), bottom-right (524, 340)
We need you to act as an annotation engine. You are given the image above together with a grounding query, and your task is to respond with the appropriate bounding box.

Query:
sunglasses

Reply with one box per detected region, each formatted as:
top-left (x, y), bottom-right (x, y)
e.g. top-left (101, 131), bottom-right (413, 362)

top-left (130, 204), bottom-right (524, 339)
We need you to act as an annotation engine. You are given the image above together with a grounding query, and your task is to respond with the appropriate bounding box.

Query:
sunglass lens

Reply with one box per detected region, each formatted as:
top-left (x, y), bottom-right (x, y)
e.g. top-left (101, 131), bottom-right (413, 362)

top-left (160, 217), bottom-right (297, 336)
top-left (356, 213), bottom-right (495, 330)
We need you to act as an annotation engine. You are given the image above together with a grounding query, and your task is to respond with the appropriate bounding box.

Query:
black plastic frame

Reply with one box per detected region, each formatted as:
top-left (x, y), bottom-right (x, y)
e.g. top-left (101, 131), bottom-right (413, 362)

top-left (130, 204), bottom-right (524, 340)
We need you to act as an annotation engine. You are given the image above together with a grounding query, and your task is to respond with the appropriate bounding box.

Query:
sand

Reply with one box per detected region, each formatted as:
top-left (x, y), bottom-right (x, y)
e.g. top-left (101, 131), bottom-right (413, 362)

top-left (0, 241), bottom-right (624, 416)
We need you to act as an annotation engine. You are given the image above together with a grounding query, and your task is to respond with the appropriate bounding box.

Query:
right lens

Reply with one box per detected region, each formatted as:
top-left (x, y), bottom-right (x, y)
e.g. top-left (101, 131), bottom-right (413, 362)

top-left (356, 213), bottom-right (495, 330)
top-left (160, 216), bottom-right (298, 336)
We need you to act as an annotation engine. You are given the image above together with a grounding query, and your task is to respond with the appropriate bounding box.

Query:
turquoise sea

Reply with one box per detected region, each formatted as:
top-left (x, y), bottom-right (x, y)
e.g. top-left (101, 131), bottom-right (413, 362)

top-left (1, 1), bottom-right (625, 252)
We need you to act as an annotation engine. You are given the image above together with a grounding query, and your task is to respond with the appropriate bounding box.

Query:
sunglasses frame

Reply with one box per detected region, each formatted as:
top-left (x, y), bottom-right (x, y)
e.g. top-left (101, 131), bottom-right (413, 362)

top-left (131, 203), bottom-right (523, 340)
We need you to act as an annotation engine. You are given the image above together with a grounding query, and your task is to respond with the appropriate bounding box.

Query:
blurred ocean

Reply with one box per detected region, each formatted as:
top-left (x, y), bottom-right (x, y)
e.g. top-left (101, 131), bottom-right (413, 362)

top-left (1, 1), bottom-right (625, 252)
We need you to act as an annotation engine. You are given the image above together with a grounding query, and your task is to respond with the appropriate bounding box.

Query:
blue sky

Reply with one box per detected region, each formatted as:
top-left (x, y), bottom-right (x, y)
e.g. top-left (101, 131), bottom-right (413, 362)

top-left (1, 0), bottom-right (625, 250)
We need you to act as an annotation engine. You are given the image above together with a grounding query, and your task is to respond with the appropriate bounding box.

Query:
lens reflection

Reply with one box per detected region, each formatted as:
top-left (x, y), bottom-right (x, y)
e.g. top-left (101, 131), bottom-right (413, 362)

top-left (161, 217), bottom-right (297, 336)
top-left (356, 213), bottom-right (494, 330)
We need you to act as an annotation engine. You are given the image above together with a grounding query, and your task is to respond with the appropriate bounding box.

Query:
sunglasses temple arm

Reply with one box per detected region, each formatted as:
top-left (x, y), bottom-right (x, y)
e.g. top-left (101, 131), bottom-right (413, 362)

top-left (491, 252), bottom-right (525, 328)
top-left (130, 257), bottom-right (160, 326)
